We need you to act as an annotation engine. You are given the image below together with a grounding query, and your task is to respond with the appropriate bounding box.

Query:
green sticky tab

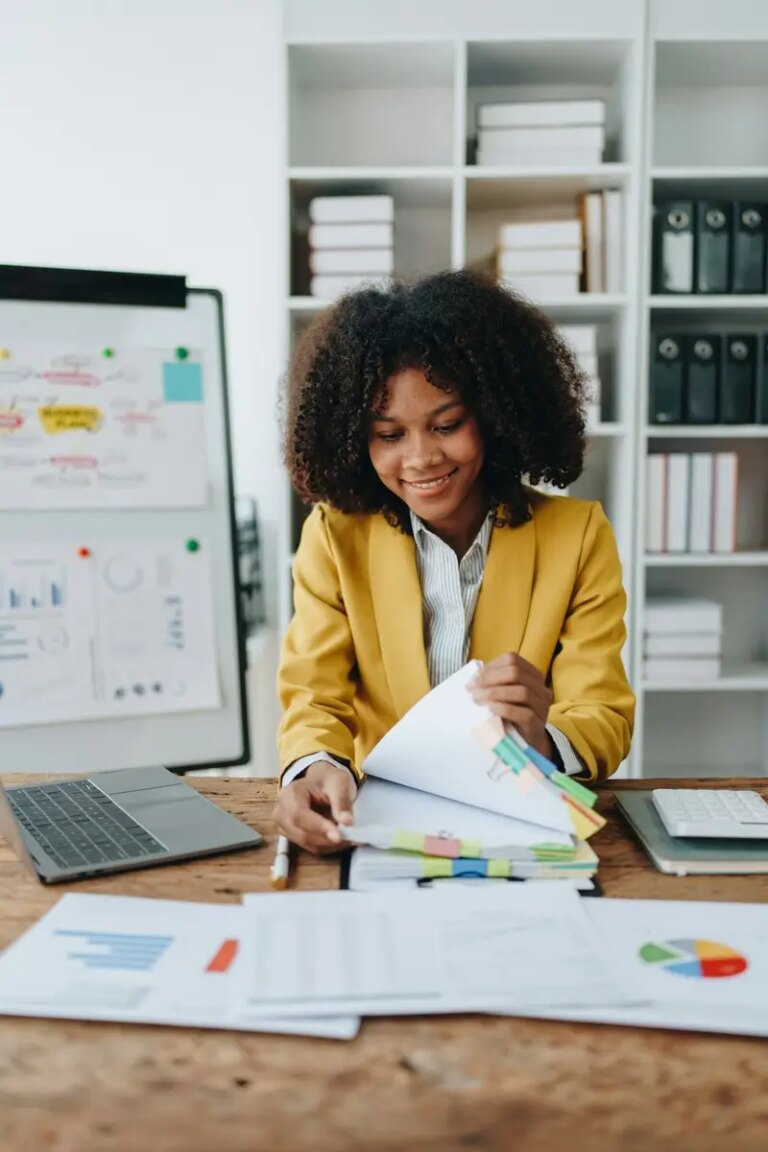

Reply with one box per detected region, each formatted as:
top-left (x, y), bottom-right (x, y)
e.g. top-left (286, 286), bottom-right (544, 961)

top-left (552, 773), bottom-right (597, 809)
top-left (493, 737), bottom-right (528, 772)
top-left (460, 839), bottom-right (482, 858)
top-left (392, 831), bottom-right (423, 853)
top-left (487, 859), bottom-right (511, 878)
top-left (423, 858), bottom-right (452, 879)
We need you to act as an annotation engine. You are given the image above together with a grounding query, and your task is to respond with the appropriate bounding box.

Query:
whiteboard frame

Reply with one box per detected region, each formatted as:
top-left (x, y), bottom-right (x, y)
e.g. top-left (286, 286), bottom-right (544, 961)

top-left (0, 273), bottom-right (249, 774)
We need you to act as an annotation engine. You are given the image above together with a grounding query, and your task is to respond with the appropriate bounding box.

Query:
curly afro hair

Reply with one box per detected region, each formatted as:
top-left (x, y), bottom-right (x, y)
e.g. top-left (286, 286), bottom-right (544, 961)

top-left (283, 269), bottom-right (588, 531)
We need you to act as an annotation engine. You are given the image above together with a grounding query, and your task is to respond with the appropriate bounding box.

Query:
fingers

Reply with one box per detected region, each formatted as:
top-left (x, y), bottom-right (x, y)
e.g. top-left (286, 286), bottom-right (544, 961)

top-left (274, 781), bottom-right (345, 854)
top-left (472, 652), bottom-right (546, 690)
top-left (323, 771), bottom-right (357, 826)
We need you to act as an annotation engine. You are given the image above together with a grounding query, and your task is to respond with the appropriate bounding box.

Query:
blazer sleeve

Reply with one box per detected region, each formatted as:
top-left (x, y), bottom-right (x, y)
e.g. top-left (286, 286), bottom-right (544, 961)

top-left (547, 503), bottom-right (636, 783)
top-left (276, 505), bottom-right (362, 783)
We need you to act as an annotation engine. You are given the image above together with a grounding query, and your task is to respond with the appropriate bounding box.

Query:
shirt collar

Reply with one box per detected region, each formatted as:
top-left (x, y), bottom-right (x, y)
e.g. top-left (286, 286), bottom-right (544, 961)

top-left (410, 509), bottom-right (493, 563)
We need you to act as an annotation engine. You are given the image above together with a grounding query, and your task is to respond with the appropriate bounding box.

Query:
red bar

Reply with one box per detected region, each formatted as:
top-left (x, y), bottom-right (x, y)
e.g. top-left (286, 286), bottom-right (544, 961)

top-left (206, 938), bottom-right (238, 973)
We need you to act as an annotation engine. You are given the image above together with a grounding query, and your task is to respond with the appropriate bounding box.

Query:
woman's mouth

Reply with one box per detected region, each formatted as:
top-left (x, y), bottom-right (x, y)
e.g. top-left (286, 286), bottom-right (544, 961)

top-left (402, 468), bottom-right (458, 493)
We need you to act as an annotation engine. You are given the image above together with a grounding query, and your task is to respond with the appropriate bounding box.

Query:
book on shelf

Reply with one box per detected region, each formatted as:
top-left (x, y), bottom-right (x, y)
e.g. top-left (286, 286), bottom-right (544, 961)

top-left (477, 145), bottom-right (603, 168)
top-left (580, 192), bottom-right (603, 293)
top-left (603, 190), bottom-right (622, 293)
top-left (308, 195), bottom-right (394, 224)
top-left (497, 248), bottom-right (582, 274)
top-left (477, 99), bottom-right (606, 130)
top-left (309, 248), bottom-right (394, 275)
top-left (308, 222), bottom-right (393, 249)
top-left (643, 596), bottom-right (723, 682)
top-left (645, 451), bottom-right (739, 555)
top-left (500, 272), bottom-right (581, 299)
top-left (498, 218), bottom-right (582, 250)
top-left (475, 103), bottom-right (606, 166)
top-left (309, 273), bottom-right (391, 300)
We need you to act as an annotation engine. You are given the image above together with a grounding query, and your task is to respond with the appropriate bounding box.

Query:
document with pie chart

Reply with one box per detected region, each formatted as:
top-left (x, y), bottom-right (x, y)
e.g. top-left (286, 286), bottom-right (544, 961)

top-left (515, 897), bottom-right (768, 1038)
top-left (0, 541), bottom-right (220, 727)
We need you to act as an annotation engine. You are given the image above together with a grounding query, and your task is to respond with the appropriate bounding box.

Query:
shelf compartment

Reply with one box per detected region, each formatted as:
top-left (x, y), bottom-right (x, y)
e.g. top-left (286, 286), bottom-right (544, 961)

top-left (288, 42), bottom-right (456, 167)
top-left (641, 692), bottom-right (768, 777)
top-left (465, 40), bottom-right (634, 166)
top-left (289, 176), bottom-right (452, 296)
top-left (653, 42), bottom-right (768, 169)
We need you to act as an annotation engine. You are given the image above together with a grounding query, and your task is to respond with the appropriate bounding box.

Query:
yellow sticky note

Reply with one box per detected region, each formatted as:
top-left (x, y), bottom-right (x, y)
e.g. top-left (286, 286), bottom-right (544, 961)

top-left (38, 405), bottom-right (102, 434)
top-left (567, 802), bottom-right (606, 841)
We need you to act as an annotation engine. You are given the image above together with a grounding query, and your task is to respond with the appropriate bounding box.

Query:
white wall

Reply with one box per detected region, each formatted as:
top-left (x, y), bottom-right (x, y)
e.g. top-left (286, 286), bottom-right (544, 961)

top-left (0, 0), bottom-right (285, 627)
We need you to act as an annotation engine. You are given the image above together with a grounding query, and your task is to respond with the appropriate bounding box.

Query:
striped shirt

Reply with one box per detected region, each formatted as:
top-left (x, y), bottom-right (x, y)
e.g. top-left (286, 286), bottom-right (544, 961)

top-left (410, 509), bottom-right (493, 687)
top-left (283, 512), bottom-right (581, 784)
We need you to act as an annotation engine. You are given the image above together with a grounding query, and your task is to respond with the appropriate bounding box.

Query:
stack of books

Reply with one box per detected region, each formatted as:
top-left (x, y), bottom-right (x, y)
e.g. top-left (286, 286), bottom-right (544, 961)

top-left (645, 451), bottom-right (738, 554)
top-left (497, 217), bottom-right (583, 299)
top-left (342, 663), bottom-right (604, 890)
top-left (643, 597), bottom-right (723, 682)
top-left (475, 99), bottom-right (606, 167)
top-left (578, 189), bottom-right (623, 293)
top-left (307, 195), bottom-right (394, 300)
top-left (559, 324), bottom-right (601, 425)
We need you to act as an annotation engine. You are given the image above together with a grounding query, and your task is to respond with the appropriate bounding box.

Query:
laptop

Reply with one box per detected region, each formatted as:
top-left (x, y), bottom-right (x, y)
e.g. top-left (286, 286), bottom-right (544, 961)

top-left (0, 766), bottom-right (262, 884)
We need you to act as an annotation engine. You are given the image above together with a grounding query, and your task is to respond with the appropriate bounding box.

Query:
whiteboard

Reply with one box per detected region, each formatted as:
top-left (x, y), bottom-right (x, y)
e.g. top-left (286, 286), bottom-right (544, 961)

top-left (0, 280), bottom-right (248, 774)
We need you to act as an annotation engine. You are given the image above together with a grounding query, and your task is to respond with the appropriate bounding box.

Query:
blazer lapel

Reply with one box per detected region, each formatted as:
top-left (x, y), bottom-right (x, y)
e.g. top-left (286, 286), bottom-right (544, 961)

top-left (469, 517), bottom-right (536, 663)
top-left (369, 515), bottom-right (431, 717)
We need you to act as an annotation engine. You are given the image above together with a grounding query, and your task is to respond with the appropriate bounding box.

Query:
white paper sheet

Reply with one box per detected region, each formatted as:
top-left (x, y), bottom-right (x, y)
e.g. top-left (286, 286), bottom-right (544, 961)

top-left (346, 851), bottom-right (596, 893)
top-left (517, 898), bottom-right (768, 1038)
top-left (0, 893), bottom-right (359, 1039)
top-left (237, 886), bottom-right (639, 1018)
top-left (0, 541), bottom-right (220, 727)
top-left (343, 777), bottom-right (573, 857)
top-left (362, 663), bottom-right (572, 835)
top-left (0, 344), bottom-right (208, 508)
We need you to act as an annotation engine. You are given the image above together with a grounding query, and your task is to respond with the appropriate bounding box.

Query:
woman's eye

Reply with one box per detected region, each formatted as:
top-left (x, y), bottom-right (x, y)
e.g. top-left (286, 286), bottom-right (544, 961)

top-left (435, 420), bottom-right (462, 434)
top-left (376, 431), bottom-right (403, 442)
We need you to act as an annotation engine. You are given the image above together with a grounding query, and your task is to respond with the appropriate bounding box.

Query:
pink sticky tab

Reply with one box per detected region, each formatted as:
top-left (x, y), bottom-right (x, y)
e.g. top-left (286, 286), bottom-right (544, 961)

top-left (516, 768), bottom-right (537, 794)
top-left (425, 835), bottom-right (461, 858)
top-left (472, 716), bottom-right (505, 754)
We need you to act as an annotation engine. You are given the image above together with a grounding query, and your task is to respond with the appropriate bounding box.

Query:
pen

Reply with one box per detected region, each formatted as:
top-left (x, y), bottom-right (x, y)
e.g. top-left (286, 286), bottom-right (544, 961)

top-left (270, 834), bottom-right (291, 890)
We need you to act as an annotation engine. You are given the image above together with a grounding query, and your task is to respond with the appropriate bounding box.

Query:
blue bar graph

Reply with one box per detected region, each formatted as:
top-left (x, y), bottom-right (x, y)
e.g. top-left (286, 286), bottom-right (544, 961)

top-left (54, 929), bottom-right (174, 972)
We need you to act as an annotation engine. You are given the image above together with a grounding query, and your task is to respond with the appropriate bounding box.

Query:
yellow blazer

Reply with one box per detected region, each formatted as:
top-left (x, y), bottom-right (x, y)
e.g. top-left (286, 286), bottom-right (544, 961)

top-left (278, 493), bottom-right (635, 784)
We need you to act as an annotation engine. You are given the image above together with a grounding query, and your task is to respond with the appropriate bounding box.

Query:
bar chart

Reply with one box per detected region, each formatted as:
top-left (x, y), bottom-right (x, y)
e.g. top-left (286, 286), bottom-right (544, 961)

top-left (53, 929), bottom-right (173, 972)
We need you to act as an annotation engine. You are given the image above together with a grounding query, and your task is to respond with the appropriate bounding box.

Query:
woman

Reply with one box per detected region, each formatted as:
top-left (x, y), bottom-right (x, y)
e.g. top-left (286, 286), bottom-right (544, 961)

top-left (274, 270), bottom-right (635, 852)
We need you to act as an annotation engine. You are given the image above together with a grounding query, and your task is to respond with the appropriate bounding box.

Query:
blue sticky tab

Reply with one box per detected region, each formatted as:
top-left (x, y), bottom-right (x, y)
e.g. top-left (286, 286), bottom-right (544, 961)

top-left (163, 362), bottom-right (203, 402)
top-left (452, 858), bottom-right (488, 878)
top-left (522, 743), bottom-right (558, 777)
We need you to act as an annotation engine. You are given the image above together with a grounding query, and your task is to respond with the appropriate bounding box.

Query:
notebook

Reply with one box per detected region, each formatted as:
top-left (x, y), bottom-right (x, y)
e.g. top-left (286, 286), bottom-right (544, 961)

top-left (616, 791), bottom-right (768, 875)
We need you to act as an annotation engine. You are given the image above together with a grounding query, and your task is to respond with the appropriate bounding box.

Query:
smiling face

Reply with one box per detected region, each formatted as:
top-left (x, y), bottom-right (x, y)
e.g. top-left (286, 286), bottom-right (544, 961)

top-left (367, 367), bottom-right (486, 551)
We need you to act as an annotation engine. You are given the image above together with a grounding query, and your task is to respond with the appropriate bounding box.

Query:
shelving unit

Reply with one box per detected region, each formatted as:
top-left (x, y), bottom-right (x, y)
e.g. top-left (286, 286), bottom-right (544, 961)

top-left (632, 0), bottom-right (768, 779)
top-left (277, 0), bottom-right (768, 780)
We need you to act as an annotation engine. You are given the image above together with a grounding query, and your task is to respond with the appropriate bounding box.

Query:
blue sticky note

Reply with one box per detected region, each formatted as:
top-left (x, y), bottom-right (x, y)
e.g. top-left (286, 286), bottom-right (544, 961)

top-left (163, 362), bottom-right (203, 402)
top-left (452, 858), bottom-right (488, 878)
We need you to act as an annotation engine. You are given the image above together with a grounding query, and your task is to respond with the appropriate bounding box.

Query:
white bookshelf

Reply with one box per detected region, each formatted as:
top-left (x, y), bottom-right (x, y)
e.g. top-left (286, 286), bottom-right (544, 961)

top-left (632, 0), bottom-right (768, 779)
top-left (277, 0), bottom-right (768, 780)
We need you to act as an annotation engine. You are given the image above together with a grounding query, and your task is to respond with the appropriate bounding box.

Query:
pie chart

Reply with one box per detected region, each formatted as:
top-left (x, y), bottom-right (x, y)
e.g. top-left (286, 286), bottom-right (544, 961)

top-left (639, 938), bottom-right (748, 979)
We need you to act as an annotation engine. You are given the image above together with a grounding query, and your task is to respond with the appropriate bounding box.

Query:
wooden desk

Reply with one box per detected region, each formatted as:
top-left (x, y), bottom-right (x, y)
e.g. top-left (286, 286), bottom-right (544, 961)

top-left (0, 777), bottom-right (766, 1152)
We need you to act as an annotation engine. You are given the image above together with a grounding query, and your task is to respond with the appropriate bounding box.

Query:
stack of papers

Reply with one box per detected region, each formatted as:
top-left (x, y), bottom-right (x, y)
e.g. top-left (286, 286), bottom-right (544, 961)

top-left (342, 663), bottom-right (604, 889)
top-left (1, 890), bottom-right (765, 1039)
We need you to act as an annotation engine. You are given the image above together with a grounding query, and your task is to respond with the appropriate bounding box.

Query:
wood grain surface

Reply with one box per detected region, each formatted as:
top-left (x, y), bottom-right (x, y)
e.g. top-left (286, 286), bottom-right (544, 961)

top-left (0, 776), bottom-right (766, 1152)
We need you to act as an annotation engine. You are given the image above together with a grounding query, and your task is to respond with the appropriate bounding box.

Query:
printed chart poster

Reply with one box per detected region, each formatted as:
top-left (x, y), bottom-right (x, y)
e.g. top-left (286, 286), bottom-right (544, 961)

top-left (0, 345), bottom-right (208, 508)
top-left (0, 542), bottom-right (220, 728)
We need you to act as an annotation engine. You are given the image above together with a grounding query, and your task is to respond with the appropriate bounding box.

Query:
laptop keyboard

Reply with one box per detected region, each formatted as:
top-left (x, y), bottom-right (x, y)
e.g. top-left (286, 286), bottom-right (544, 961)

top-left (7, 779), bottom-right (166, 871)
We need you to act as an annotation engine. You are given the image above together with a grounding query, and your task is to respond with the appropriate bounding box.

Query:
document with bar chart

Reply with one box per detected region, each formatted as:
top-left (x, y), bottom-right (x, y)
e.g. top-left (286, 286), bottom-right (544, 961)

top-left (0, 893), bottom-right (359, 1039)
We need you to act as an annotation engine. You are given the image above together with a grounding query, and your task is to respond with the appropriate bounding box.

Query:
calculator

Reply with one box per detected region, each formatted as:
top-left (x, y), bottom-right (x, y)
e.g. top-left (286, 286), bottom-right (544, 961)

top-left (651, 789), bottom-right (768, 839)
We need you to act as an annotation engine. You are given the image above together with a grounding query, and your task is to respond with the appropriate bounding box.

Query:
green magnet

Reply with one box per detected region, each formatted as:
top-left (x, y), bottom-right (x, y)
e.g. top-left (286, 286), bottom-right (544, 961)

top-left (185, 538), bottom-right (200, 553)
top-left (175, 346), bottom-right (189, 361)
top-left (102, 347), bottom-right (115, 358)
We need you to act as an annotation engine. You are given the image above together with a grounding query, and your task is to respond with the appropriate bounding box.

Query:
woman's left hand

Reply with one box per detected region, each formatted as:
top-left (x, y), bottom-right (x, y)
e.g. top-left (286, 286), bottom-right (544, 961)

top-left (468, 653), bottom-right (554, 760)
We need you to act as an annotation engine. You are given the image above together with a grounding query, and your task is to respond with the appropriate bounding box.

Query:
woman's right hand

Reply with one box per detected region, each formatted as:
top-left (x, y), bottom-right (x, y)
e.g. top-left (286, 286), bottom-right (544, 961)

top-left (273, 760), bottom-right (358, 854)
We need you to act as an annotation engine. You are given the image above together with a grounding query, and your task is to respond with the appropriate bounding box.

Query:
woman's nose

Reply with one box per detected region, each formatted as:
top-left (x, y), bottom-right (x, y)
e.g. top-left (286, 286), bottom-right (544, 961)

top-left (404, 435), bottom-right (442, 468)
